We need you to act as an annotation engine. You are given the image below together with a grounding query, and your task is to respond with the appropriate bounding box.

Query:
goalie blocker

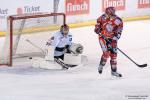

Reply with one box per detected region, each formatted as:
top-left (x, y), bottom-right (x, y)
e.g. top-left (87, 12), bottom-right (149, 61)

top-left (31, 43), bottom-right (87, 69)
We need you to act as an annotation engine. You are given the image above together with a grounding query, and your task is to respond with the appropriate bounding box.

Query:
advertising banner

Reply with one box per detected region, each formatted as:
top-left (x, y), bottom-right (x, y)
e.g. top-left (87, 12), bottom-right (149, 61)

top-left (102, 0), bottom-right (126, 11)
top-left (138, 0), bottom-right (150, 8)
top-left (65, 0), bottom-right (90, 15)
top-left (0, 0), bottom-right (150, 35)
top-left (0, 0), bottom-right (53, 32)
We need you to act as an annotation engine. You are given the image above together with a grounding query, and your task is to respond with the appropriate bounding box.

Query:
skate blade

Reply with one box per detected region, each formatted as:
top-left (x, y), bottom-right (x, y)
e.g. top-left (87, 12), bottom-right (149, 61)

top-left (111, 75), bottom-right (123, 79)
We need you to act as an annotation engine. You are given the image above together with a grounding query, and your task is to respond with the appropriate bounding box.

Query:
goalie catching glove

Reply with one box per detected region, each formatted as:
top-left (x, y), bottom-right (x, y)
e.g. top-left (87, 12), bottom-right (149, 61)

top-left (68, 43), bottom-right (83, 55)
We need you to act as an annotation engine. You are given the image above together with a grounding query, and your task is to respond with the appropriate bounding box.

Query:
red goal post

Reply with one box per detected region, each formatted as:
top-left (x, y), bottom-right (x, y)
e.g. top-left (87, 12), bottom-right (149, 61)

top-left (0, 13), bottom-right (66, 66)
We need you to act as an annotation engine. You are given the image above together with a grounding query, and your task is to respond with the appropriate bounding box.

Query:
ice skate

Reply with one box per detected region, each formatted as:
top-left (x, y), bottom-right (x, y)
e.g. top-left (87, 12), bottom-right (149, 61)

top-left (98, 64), bottom-right (103, 74)
top-left (111, 71), bottom-right (122, 77)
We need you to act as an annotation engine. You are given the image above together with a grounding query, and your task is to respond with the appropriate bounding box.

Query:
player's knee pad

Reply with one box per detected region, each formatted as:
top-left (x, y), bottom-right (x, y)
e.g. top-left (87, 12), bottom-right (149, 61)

top-left (102, 52), bottom-right (109, 59)
top-left (100, 56), bottom-right (107, 66)
top-left (110, 53), bottom-right (117, 59)
top-left (100, 52), bottom-right (109, 66)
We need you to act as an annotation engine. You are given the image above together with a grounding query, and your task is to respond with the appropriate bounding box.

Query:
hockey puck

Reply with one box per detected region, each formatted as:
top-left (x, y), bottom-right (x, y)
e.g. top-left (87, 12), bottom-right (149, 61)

top-left (29, 57), bottom-right (32, 59)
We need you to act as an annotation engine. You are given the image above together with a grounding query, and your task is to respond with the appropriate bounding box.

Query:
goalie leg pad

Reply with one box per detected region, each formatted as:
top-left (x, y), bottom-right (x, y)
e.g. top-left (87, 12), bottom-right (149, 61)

top-left (31, 57), bottom-right (62, 69)
top-left (44, 46), bottom-right (55, 61)
top-left (64, 53), bottom-right (81, 65)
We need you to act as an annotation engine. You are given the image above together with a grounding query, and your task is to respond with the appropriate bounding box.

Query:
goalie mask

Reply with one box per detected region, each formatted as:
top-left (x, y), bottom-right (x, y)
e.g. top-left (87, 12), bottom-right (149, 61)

top-left (60, 24), bottom-right (69, 35)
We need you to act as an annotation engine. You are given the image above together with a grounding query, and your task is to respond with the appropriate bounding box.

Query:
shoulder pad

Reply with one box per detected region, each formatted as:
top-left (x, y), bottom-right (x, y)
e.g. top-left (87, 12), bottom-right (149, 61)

top-left (101, 14), bottom-right (107, 20)
top-left (114, 17), bottom-right (123, 25)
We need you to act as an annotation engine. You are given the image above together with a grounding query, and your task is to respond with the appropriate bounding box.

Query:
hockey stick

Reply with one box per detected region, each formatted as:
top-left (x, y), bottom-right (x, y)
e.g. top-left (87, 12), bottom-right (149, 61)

top-left (117, 48), bottom-right (147, 67)
top-left (25, 39), bottom-right (71, 68)
top-left (100, 34), bottom-right (147, 68)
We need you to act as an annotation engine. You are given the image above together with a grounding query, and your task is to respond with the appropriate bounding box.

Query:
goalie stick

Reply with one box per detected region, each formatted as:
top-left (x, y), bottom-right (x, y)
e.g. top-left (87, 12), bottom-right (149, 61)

top-left (26, 39), bottom-right (46, 55)
top-left (100, 33), bottom-right (147, 68)
top-left (54, 58), bottom-right (69, 69)
top-left (26, 39), bottom-right (71, 69)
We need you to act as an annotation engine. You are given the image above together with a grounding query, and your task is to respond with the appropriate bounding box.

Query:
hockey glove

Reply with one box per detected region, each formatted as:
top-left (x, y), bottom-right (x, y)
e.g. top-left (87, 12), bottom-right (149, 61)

top-left (76, 45), bottom-right (83, 54)
top-left (105, 38), bottom-right (112, 45)
top-left (94, 24), bottom-right (102, 35)
top-left (112, 33), bottom-right (121, 41)
top-left (46, 41), bottom-right (51, 46)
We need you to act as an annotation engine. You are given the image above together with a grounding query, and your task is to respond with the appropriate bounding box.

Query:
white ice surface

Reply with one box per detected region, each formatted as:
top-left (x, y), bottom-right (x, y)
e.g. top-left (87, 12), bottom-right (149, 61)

top-left (0, 20), bottom-right (150, 100)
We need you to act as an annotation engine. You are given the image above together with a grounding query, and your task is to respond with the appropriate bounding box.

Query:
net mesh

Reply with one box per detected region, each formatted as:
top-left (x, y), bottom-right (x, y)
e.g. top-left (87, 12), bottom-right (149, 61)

top-left (0, 13), bottom-right (65, 65)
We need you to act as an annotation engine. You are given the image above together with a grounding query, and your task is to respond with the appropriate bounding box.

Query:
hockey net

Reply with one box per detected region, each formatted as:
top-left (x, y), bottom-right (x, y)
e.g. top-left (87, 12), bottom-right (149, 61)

top-left (0, 13), bottom-right (66, 66)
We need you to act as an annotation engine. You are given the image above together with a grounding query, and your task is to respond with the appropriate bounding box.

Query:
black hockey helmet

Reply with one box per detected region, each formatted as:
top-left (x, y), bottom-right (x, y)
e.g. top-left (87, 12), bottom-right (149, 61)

top-left (60, 24), bottom-right (69, 35)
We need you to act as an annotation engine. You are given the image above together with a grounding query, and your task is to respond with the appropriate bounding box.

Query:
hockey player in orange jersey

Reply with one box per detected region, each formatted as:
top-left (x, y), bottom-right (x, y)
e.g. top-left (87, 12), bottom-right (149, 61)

top-left (94, 7), bottom-right (123, 77)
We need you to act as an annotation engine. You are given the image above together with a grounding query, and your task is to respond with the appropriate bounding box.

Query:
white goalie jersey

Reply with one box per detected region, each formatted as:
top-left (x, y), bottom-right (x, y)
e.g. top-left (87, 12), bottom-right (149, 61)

top-left (47, 31), bottom-right (72, 57)
top-left (30, 31), bottom-right (86, 69)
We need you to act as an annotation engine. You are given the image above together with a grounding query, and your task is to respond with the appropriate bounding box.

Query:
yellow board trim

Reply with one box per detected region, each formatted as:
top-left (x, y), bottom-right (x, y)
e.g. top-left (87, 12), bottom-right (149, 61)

top-left (0, 32), bottom-right (6, 37)
top-left (69, 15), bottom-right (150, 28)
top-left (0, 15), bottom-right (150, 37)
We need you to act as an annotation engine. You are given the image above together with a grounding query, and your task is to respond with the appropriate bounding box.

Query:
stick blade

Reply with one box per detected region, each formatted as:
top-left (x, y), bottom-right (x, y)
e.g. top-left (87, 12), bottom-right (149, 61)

top-left (138, 64), bottom-right (147, 68)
